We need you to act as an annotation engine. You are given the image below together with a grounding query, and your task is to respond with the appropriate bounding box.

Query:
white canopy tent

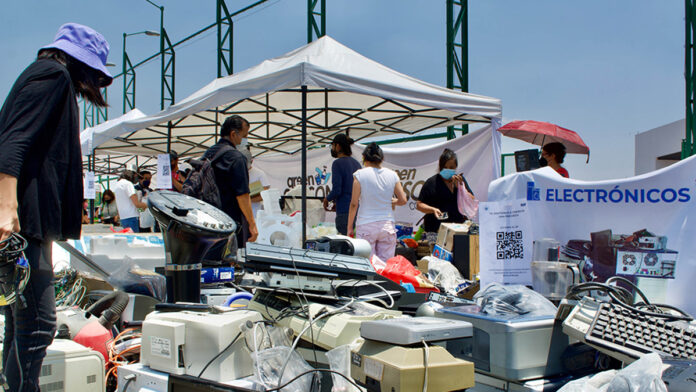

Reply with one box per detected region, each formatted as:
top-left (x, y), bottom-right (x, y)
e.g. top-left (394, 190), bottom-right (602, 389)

top-left (86, 35), bottom-right (501, 158)
top-left (82, 36), bottom-right (502, 239)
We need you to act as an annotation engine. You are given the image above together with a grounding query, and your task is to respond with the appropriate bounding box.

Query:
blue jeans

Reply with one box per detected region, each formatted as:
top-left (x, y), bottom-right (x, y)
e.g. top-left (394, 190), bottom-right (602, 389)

top-left (3, 239), bottom-right (56, 392)
top-left (120, 217), bottom-right (140, 233)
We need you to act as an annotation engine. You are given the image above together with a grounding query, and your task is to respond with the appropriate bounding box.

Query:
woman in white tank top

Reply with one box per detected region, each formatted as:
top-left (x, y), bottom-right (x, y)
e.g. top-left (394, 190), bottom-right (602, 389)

top-left (348, 143), bottom-right (408, 262)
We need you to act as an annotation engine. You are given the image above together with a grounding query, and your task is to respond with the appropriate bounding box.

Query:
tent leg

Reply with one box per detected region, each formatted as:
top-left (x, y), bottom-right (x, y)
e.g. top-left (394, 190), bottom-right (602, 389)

top-left (301, 85), bottom-right (307, 244)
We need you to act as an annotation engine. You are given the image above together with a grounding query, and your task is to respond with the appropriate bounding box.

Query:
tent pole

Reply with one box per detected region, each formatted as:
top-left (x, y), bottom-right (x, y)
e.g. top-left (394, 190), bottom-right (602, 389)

top-left (301, 85), bottom-right (308, 244)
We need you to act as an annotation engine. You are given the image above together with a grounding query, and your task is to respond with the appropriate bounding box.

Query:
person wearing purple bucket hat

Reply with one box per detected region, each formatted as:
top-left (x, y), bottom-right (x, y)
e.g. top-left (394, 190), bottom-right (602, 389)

top-left (0, 23), bottom-right (112, 391)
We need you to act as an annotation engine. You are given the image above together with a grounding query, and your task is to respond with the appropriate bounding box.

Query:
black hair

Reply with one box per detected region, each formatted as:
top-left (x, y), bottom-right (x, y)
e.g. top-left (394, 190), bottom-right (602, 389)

top-left (169, 150), bottom-right (179, 163)
top-left (333, 133), bottom-right (354, 156)
top-left (119, 169), bottom-right (140, 184)
top-left (37, 48), bottom-right (111, 107)
top-left (362, 142), bottom-right (384, 164)
top-left (221, 115), bottom-right (250, 138)
top-left (139, 170), bottom-right (152, 177)
top-left (438, 148), bottom-right (458, 171)
top-left (543, 142), bottom-right (567, 164)
top-left (102, 189), bottom-right (115, 203)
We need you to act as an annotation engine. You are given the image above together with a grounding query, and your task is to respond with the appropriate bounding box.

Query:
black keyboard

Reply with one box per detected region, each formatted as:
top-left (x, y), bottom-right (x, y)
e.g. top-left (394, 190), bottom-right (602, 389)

top-left (585, 302), bottom-right (696, 360)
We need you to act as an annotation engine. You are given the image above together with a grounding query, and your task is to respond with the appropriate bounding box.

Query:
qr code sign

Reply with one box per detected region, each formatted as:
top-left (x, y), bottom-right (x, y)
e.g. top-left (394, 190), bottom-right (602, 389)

top-left (496, 231), bottom-right (524, 260)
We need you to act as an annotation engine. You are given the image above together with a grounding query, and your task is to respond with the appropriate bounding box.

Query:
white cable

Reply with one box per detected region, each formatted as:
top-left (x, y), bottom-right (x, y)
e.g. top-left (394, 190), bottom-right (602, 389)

top-left (333, 279), bottom-right (395, 309)
top-left (277, 299), bottom-right (356, 388)
top-left (422, 339), bottom-right (428, 392)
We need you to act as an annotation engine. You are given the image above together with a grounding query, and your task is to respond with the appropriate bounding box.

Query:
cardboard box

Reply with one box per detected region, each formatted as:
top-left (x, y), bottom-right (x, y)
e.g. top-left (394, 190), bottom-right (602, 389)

top-left (416, 258), bottom-right (429, 275)
top-left (436, 222), bottom-right (473, 251)
top-left (432, 244), bottom-right (453, 262)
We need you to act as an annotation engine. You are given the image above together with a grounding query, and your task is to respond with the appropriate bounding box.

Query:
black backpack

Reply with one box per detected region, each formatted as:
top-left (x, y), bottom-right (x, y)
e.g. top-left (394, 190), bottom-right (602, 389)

top-left (182, 146), bottom-right (232, 208)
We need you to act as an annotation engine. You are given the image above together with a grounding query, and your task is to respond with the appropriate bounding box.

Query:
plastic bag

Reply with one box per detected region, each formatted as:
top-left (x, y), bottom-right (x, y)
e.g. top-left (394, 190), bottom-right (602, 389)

top-left (473, 283), bottom-right (557, 318)
top-left (106, 256), bottom-right (166, 301)
top-left (251, 346), bottom-right (319, 392)
top-left (377, 255), bottom-right (439, 294)
top-left (424, 256), bottom-right (469, 296)
top-left (327, 343), bottom-right (363, 392)
top-left (558, 353), bottom-right (667, 392)
top-left (457, 185), bottom-right (479, 223)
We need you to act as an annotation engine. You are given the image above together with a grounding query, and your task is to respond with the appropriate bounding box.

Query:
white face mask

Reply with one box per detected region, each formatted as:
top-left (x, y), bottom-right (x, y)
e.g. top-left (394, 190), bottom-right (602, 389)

top-left (238, 138), bottom-right (249, 148)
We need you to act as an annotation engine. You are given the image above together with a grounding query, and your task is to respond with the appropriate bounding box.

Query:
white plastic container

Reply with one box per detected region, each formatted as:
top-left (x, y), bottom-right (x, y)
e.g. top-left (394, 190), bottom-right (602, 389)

top-left (260, 188), bottom-right (281, 214)
top-left (531, 261), bottom-right (578, 300)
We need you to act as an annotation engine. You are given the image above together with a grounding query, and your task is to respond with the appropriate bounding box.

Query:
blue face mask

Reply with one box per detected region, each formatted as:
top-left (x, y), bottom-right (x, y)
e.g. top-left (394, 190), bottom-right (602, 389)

top-left (440, 169), bottom-right (456, 180)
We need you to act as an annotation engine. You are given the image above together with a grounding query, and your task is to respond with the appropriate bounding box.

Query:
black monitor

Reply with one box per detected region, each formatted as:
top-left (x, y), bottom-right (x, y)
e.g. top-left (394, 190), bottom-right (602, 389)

top-left (514, 149), bottom-right (541, 172)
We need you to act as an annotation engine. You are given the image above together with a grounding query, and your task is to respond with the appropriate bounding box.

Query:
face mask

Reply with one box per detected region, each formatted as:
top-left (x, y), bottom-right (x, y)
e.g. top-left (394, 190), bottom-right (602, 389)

top-left (330, 148), bottom-right (338, 158)
top-left (440, 168), bottom-right (456, 180)
top-left (143, 180), bottom-right (151, 188)
top-left (238, 138), bottom-right (249, 148)
top-left (539, 157), bottom-right (548, 167)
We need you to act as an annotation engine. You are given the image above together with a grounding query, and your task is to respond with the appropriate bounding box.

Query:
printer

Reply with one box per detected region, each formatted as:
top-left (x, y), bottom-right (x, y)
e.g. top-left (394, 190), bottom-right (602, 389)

top-left (140, 309), bottom-right (263, 382)
top-left (423, 303), bottom-right (570, 382)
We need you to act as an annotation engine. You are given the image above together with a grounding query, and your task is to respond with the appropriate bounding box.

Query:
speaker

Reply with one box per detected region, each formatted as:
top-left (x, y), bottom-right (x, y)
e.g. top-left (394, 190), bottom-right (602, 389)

top-left (451, 234), bottom-right (479, 280)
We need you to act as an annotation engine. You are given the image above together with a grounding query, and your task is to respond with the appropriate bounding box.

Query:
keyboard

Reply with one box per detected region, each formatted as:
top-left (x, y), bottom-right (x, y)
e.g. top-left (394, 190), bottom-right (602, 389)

top-left (563, 298), bottom-right (696, 363)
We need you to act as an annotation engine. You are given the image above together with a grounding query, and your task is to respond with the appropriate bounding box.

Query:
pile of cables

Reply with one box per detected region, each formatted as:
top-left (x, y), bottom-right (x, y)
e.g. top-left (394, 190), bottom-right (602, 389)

top-left (0, 232), bottom-right (30, 307)
top-left (565, 276), bottom-right (692, 322)
top-left (54, 268), bottom-right (86, 307)
top-left (105, 327), bottom-right (142, 392)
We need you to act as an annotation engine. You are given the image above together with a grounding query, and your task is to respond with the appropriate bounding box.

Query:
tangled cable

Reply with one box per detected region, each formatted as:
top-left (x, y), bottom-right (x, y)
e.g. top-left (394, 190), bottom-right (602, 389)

top-left (0, 233), bottom-right (30, 307)
top-left (565, 276), bottom-right (692, 321)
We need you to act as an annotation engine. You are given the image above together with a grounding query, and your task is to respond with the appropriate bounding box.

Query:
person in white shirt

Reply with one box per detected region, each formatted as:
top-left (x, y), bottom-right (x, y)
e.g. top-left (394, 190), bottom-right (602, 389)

top-left (113, 170), bottom-right (148, 232)
top-left (348, 142), bottom-right (407, 261)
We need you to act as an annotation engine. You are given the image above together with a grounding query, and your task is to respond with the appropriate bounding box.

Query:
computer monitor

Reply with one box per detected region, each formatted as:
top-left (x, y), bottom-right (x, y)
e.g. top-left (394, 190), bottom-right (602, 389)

top-left (514, 149), bottom-right (541, 172)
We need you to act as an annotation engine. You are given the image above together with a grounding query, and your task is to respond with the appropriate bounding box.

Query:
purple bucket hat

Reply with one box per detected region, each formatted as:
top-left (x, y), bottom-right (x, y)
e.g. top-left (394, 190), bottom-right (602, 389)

top-left (42, 23), bottom-right (112, 80)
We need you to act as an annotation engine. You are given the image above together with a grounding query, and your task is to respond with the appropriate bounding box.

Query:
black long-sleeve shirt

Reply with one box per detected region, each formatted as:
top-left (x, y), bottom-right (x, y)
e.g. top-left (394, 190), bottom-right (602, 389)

top-left (0, 59), bottom-right (82, 241)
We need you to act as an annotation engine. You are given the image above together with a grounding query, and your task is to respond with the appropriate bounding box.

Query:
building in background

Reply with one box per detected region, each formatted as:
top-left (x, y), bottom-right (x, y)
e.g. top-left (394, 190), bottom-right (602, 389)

top-left (634, 119), bottom-right (683, 175)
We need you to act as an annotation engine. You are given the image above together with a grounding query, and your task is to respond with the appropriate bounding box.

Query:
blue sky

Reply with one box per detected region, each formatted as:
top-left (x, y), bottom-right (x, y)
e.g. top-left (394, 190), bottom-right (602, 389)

top-left (0, 1), bottom-right (685, 180)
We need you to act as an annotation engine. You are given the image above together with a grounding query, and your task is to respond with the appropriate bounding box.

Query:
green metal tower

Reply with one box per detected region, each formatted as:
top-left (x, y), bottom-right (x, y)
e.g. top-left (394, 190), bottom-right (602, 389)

top-left (685, 0), bottom-right (696, 158)
top-left (308, 0), bottom-right (326, 43)
top-left (122, 36), bottom-right (136, 114)
top-left (446, 0), bottom-right (468, 139)
top-left (217, 0), bottom-right (234, 77)
top-left (83, 88), bottom-right (108, 128)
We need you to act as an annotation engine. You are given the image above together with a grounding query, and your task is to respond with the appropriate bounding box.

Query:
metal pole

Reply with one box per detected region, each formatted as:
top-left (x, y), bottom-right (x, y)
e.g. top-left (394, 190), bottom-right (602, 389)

top-left (167, 121), bottom-right (172, 153)
top-left (301, 85), bottom-right (308, 243)
top-left (160, 5), bottom-right (165, 110)
top-left (685, 0), bottom-right (696, 158)
top-left (122, 33), bottom-right (127, 114)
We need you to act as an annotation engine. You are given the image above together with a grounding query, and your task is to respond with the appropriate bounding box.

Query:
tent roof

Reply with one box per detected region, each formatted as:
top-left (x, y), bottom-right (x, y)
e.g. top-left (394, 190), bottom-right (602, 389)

top-left (87, 36), bottom-right (502, 158)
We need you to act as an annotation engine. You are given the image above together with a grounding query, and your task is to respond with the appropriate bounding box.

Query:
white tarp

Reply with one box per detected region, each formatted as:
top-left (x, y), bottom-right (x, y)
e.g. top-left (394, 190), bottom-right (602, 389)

top-left (481, 156), bottom-right (696, 315)
top-left (254, 124), bottom-right (501, 225)
top-left (80, 109), bottom-right (146, 155)
top-left (86, 36), bottom-right (501, 158)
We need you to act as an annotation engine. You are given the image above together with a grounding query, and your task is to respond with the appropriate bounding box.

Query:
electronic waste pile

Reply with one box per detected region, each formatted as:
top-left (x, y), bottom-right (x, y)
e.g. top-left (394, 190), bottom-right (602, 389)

top-left (0, 190), bottom-right (695, 392)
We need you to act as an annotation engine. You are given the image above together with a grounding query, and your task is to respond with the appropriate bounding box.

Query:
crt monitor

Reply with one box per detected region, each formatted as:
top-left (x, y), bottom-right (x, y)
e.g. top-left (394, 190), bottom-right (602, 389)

top-left (514, 149), bottom-right (541, 172)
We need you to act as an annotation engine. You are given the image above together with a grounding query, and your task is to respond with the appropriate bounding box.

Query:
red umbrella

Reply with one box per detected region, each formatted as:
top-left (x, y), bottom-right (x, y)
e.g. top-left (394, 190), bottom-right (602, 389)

top-left (498, 120), bottom-right (590, 157)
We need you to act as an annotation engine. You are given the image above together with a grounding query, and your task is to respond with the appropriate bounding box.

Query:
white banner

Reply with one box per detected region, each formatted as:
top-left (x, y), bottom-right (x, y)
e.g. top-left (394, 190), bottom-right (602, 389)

top-left (83, 171), bottom-right (96, 200)
top-left (484, 157), bottom-right (696, 316)
top-left (156, 154), bottom-right (172, 190)
top-left (253, 125), bottom-right (501, 225)
top-left (479, 199), bottom-right (533, 286)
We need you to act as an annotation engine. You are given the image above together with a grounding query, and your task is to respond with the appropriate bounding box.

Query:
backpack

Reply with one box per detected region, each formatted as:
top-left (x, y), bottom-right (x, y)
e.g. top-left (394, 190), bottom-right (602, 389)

top-left (182, 146), bottom-right (232, 208)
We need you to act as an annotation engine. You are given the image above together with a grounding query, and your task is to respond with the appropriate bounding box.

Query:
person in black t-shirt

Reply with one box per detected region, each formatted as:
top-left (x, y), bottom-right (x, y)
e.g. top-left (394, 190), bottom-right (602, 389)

top-left (416, 149), bottom-right (474, 233)
top-left (203, 115), bottom-right (258, 248)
